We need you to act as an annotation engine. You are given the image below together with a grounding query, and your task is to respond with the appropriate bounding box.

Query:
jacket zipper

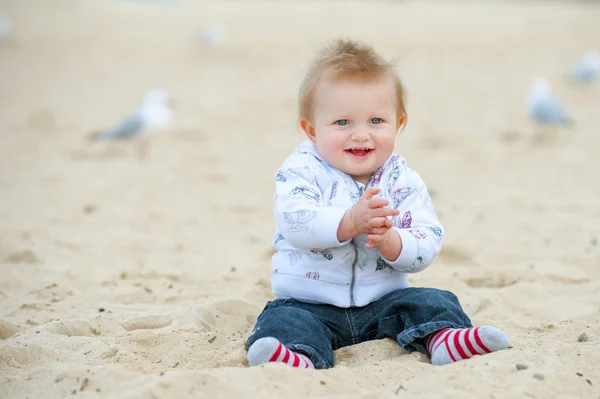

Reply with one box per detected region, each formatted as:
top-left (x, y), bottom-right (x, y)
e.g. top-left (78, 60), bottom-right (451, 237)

top-left (348, 173), bottom-right (377, 307)
top-left (349, 239), bottom-right (358, 306)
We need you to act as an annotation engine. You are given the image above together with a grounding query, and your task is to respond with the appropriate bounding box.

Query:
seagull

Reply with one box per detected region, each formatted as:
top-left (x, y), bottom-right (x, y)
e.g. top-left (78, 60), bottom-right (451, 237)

top-left (88, 89), bottom-right (172, 158)
top-left (197, 23), bottom-right (223, 46)
top-left (528, 78), bottom-right (572, 126)
top-left (571, 50), bottom-right (600, 83)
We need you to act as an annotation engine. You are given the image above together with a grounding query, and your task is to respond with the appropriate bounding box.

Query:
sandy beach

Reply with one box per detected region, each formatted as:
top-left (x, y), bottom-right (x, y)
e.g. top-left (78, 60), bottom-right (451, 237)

top-left (1, 1), bottom-right (599, 398)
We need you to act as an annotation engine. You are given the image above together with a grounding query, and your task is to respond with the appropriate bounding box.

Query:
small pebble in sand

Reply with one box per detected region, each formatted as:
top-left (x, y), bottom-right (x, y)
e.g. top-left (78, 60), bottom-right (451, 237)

top-left (533, 373), bottom-right (545, 380)
top-left (80, 377), bottom-right (89, 392)
top-left (82, 205), bottom-right (96, 214)
top-left (578, 333), bottom-right (589, 342)
top-left (516, 364), bottom-right (529, 370)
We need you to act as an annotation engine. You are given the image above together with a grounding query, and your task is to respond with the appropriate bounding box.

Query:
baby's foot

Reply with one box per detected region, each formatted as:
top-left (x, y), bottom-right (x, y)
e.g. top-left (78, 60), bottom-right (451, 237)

top-left (247, 337), bottom-right (314, 368)
top-left (427, 326), bottom-right (510, 365)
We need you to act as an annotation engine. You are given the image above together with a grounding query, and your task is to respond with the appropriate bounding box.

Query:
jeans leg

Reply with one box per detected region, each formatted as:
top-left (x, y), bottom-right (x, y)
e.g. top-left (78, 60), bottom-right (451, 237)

top-left (246, 298), bottom-right (336, 369)
top-left (358, 288), bottom-right (472, 356)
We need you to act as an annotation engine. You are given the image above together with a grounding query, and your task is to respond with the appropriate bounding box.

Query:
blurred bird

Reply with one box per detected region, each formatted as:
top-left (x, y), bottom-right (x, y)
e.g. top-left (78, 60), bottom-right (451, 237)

top-left (528, 78), bottom-right (573, 126)
top-left (88, 89), bottom-right (172, 158)
top-left (0, 17), bottom-right (12, 39)
top-left (570, 50), bottom-right (600, 83)
top-left (197, 23), bottom-right (223, 46)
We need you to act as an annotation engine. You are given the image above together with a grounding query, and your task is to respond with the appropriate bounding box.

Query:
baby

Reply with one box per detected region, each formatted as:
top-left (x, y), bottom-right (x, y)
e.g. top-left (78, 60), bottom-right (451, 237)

top-left (246, 39), bottom-right (509, 369)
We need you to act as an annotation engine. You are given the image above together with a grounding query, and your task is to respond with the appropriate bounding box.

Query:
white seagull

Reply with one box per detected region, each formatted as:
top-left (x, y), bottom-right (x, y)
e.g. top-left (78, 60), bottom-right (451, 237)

top-left (0, 17), bottom-right (12, 39)
top-left (197, 23), bottom-right (223, 46)
top-left (571, 50), bottom-right (600, 83)
top-left (88, 89), bottom-right (172, 157)
top-left (528, 78), bottom-right (572, 126)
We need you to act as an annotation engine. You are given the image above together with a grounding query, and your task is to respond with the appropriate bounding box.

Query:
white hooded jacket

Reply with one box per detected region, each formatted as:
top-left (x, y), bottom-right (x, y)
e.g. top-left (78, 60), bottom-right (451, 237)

top-left (271, 140), bottom-right (444, 308)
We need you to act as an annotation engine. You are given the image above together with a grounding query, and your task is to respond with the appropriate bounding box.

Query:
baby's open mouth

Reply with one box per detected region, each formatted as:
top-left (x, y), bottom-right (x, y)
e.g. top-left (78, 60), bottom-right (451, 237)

top-left (345, 148), bottom-right (373, 156)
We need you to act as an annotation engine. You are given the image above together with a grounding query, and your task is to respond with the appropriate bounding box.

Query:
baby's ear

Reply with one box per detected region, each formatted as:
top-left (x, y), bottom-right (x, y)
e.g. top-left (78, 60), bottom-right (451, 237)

top-left (300, 119), bottom-right (317, 143)
top-left (396, 114), bottom-right (407, 132)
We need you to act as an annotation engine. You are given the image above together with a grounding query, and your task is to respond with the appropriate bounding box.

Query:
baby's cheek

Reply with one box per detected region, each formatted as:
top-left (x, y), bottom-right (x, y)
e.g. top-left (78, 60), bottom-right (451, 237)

top-left (322, 137), bottom-right (344, 152)
top-left (317, 140), bottom-right (344, 164)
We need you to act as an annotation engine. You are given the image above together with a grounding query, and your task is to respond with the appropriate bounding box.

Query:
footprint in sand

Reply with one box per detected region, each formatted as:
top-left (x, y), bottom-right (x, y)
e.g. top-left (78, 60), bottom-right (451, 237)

top-left (0, 343), bottom-right (49, 367)
top-left (464, 274), bottom-right (517, 288)
top-left (44, 320), bottom-right (101, 337)
top-left (194, 307), bottom-right (216, 330)
top-left (4, 250), bottom-right (39, 263)
top-left (121, 315), bottom-right (172, 331)
top-left (0, 319), bottom-right (21, 339)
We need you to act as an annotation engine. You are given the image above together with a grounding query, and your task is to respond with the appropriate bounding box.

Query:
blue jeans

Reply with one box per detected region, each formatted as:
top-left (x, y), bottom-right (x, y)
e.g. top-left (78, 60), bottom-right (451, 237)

top-left (246, 287), bottom-right (472, 369)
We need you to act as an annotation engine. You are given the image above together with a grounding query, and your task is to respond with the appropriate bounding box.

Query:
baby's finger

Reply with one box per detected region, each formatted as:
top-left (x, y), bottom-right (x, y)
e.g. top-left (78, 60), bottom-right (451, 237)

top-left (379, 217), bottom-right (390, 228)
top-left (362, 187), bottom-right (380, 200)
top-left (368, 217), bottom-right (387, 228)
top-left (366, 234), bottom-right (383, 248)
top-left (373, 207), bottom-right (400, 218)
top-left (365, 238), bottom-right (378, 249)
top-left (368, 197), bottom-right (389, 209)
top-left (369, 227), bottom-right (389, 235)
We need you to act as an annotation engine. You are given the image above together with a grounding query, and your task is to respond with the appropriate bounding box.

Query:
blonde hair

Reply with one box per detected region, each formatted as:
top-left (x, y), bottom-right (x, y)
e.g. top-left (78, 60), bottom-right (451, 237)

top-left (299, 39), bottom-right (407, 128)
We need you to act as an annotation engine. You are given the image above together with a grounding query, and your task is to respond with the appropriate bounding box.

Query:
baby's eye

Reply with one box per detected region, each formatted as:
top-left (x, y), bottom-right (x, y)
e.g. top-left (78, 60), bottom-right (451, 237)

top-left (335, 119), bottom-right (349, 126)
top-left (370, 118), bottom-right (383, 124)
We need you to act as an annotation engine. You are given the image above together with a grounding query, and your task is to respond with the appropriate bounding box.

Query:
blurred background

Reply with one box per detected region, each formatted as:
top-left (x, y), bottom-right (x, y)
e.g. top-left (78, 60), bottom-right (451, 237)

top-left (0, 1), bottom-right (599, 398)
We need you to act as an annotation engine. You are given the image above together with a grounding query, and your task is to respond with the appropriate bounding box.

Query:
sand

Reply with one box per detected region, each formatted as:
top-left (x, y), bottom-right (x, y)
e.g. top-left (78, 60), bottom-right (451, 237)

top-left (1, 0), bottom-right (599, 398)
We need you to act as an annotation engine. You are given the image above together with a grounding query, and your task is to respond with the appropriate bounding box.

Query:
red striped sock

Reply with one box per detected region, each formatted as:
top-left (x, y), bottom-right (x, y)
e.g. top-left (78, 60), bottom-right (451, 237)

top-left (247, 337), bottom-right (314, 368)
top-left (426, 326), bottom-right (510, 365)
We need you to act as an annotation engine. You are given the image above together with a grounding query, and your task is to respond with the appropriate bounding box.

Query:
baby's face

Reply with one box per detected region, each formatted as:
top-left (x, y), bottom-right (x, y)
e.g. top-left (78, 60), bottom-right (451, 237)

top-left (306, 76), bottom-right (399, 184)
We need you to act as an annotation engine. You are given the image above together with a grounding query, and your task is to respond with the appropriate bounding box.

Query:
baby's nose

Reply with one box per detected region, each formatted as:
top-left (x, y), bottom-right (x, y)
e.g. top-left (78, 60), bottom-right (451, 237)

top-left (351, 129), bottom-right (369, 141)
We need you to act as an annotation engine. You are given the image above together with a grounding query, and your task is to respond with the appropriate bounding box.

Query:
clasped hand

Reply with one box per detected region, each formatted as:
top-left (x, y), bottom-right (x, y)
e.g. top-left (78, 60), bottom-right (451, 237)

top-left (348, 187), bottom-right (399, 249)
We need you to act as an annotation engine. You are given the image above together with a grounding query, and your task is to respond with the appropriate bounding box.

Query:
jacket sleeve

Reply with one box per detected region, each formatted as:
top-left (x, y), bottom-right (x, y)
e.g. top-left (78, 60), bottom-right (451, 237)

top-left (274, 156), bottom-right (351, 250)
top-left (382, 164), bottom-right (444, 273)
